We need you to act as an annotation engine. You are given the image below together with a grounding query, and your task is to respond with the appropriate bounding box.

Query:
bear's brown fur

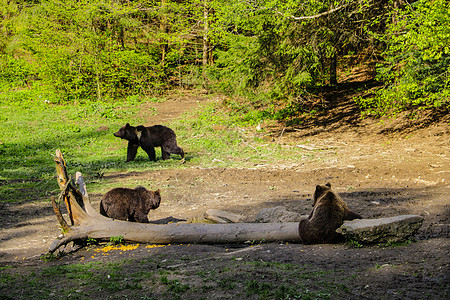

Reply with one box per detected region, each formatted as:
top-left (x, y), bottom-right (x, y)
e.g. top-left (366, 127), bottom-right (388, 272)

top-left (99, 186), bottom-right (161, 223)
top-left (114, 123), bottom-right (184, 162)
top-left (298, 183), bottom-right (362, 244)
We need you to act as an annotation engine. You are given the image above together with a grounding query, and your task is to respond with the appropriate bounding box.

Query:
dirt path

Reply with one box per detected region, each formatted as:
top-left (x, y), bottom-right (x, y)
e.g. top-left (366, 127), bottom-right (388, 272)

top-left (0, 88), bottom-right (448, 299)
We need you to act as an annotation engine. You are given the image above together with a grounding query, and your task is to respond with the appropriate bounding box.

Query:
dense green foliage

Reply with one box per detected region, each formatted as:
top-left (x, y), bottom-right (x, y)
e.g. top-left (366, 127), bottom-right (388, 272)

top-left (0, 0), bottom-right (448, 112)
top-left (210, 0), bottom-right (383, 94)
top-left (358, 0), bottom-right (450, 115)
top-left (0, 0), bottom-right (194, 101)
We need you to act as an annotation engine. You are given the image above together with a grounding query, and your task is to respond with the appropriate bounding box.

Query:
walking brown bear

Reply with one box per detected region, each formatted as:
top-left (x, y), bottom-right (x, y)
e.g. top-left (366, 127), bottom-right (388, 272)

top-left (99, 186), bottom-right (161, 223)
top-left (298, 183), bottom-right (362, 244)
top-left (114, 123), bottom-right (184, 162)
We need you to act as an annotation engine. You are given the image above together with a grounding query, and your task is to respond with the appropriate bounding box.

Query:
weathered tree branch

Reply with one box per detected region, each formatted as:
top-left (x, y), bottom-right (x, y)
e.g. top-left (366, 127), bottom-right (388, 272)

top-left (51, 195), bottom-right (70, 232)
top-left (49, 150), bottom-right (301, 253)
top-left (274, 3), bottom-right (352, 21)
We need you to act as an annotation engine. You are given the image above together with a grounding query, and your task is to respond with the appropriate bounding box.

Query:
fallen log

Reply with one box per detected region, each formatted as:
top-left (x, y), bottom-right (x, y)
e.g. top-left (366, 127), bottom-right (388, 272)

top-left (50, 150), bottom-right (301, 253)
top-left (50, 150), bottom-right (423, 253)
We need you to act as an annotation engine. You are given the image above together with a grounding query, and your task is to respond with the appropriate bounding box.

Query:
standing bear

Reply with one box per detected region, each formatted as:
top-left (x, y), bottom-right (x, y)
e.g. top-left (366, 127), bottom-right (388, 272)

top-left (298, 183), bottom-right (362, 244)
top-left (99, 186), bottom-right (161, 223)
top-left (114, 123), bottom-right (184, 162)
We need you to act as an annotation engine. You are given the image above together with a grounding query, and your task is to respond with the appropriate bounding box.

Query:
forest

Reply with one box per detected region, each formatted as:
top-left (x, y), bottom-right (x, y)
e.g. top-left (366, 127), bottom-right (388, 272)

top-left (0, 1), bottom-right (449, 299)
top-left (1, 0), bottom-right (449, 118)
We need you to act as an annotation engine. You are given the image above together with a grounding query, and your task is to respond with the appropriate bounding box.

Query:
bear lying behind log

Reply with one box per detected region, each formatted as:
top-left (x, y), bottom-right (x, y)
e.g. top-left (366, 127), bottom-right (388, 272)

top-left (298, 183), bottom-right (362, 244)
top-left (114, 123), bottom-right (184, 162)
top-left (99, 186), bottom-right (161, 223)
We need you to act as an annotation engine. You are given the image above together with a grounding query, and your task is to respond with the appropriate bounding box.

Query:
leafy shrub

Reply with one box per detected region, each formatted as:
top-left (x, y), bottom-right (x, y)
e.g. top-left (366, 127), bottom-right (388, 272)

top-left (361, 0), bottom-right (450, 115)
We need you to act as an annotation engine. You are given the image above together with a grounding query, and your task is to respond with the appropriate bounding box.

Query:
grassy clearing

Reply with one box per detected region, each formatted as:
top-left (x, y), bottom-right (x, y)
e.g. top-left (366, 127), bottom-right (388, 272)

top-left (0, 94), bottom-right (311, 203)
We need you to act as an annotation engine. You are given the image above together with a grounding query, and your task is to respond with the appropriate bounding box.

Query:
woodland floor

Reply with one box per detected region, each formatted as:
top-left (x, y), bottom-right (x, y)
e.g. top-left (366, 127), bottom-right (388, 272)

top-left (0, 76), bottom-right (449, 299)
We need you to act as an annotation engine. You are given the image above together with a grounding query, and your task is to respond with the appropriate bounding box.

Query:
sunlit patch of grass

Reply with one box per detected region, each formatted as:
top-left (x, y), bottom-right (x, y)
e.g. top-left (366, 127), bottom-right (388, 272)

top-left (171, 103), bottom-right (311, 168)
top-left (0, 98), bottom-right (149, 203)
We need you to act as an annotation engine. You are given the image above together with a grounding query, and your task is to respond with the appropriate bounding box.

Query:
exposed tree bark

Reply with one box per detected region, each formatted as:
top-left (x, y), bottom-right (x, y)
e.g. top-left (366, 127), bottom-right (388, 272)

top-left (51, 195), bottom-right (70, 232)
top-left (118, 26), bottom-right (125, 50)
top-left (50, 150), bottom-right (301, 254)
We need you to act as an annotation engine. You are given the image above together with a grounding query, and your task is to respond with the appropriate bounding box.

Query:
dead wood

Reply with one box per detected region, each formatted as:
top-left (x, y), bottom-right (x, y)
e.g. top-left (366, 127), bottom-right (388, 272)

top-left (49, 150), bottom-right (301, 253)
top-left (51, 195), bottom-right (69, 232)
top-left (204, 209), bottom-right (245, 223)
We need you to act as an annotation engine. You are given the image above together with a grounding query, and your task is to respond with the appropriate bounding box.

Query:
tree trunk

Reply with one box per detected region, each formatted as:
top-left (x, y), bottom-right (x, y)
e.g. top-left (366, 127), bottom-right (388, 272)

top-left (160, 0), bottom-right (168, 65)
top-left (94, 58), bottom-right (102, 101)
top-left (330, 50), bottom-right (338, 85)
top-left (202, 0), bottom-right (209, 87)
top-left (50, 150), bottom-right (301, 253)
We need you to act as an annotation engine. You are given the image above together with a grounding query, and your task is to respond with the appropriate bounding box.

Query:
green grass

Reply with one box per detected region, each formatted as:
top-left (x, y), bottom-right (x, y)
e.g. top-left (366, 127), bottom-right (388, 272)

top-left (0, 95), bottom-right (149, 202)
top-left (0, 252), bottom-right (354, 300)
top-left (0, 95), bottom-right (312, 204)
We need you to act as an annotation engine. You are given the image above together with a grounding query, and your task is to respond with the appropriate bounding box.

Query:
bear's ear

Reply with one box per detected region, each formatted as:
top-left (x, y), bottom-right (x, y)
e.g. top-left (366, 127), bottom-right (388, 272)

top-left (154, 189), bottom-right (161, 195)
top-left (125, 123), bottom-right (130, 127)
top-left (313, 184), bottom-right (328, 205)
top-left (316, 183), bottom-right (332, 194)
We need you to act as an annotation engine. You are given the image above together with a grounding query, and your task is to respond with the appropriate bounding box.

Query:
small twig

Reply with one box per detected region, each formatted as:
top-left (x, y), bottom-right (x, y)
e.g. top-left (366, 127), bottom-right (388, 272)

top-left (273, 127), bottom-right (286, 150)
top-left (248, 143), bottom-right (261, 154)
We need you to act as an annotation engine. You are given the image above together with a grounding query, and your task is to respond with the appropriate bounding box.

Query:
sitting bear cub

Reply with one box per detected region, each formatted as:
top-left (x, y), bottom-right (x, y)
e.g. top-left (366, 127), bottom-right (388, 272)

top-left (99, 186), bottom-right (161, 223)
top-left (114, 123), bottom-right (184, 162)
top-left (298, 183), bottom-right (362, 244)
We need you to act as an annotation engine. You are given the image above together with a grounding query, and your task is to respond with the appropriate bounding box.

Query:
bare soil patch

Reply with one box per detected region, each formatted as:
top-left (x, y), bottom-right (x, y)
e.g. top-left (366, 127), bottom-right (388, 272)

top-left (0, 86), bottom-right (448, 299)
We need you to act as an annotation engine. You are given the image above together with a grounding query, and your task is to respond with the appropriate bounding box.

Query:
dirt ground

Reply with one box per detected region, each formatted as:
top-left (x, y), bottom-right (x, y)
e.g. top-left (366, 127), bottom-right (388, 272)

top-left (0, 84), bottom-right (449, 299)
